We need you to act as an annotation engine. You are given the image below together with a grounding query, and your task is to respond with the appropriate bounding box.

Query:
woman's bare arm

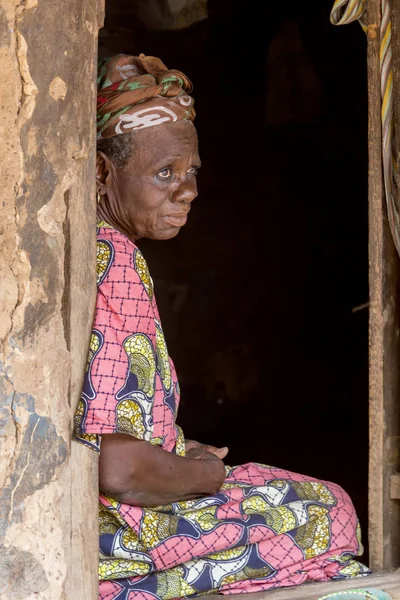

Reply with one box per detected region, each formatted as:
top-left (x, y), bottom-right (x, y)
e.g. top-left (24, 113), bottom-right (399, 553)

top-left (99, 433), bottom-right (226, 507)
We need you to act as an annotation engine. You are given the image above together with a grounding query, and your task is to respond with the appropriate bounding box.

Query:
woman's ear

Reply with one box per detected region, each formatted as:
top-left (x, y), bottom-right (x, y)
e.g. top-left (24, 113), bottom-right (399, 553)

top-left (96, 151), bottom-right (113, 196)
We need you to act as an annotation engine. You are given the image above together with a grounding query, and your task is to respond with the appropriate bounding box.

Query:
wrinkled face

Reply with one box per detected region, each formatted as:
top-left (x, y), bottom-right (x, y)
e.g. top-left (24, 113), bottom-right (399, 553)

top-left (99, 121), bottom-right (201, 241)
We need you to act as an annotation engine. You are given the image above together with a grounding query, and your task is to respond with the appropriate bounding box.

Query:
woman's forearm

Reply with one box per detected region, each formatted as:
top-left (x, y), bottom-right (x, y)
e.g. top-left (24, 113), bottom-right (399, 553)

top-left (99, 433), bottom-right (226, 507)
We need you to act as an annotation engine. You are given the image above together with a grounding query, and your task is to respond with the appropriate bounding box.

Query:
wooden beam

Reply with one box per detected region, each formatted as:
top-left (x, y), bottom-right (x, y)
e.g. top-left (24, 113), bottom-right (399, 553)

top-left (97, 0), bottom-right (106, 29)
top-left (391, 0), bottom-right (400, 170)
top-left (368, 0), bottom-right (400, 572)
top-left (390, 473), bottom-right (400, 499)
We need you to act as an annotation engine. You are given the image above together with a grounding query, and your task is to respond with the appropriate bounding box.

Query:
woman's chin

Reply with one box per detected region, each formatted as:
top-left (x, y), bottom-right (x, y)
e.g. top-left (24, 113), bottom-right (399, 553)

top-left (152, 225), bottom-right (183, 241)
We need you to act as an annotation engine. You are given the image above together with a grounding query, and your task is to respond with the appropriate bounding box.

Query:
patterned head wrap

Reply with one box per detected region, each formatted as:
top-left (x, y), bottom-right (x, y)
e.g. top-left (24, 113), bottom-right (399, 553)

top-left (97, 53), bottom-right (195, 139)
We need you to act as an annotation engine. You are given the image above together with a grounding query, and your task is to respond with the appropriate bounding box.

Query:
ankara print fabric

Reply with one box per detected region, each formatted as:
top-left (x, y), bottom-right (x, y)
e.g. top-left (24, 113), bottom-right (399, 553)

top-left (74, 222), bottom-right (182, 455)
top-left (74, 224), bottom-right (369, 599)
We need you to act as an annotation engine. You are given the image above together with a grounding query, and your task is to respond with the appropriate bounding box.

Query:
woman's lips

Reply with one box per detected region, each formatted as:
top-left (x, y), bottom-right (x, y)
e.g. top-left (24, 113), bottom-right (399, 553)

top-left (163, 212), bottom-right (189, 227)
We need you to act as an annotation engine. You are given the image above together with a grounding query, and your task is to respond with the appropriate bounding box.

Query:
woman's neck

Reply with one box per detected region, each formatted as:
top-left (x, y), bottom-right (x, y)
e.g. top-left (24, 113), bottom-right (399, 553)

top-left (96, 203), bottom-right (140, 243)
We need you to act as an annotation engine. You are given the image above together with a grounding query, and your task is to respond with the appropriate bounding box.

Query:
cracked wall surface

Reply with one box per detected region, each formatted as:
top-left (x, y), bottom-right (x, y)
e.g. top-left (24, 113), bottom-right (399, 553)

top-left (0, 0), bottom-right (98, 597)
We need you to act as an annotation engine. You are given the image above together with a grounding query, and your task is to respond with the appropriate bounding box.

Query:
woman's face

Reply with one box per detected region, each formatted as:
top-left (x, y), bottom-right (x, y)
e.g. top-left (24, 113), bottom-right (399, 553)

top-left (98, 121), bottom-right (201, 241)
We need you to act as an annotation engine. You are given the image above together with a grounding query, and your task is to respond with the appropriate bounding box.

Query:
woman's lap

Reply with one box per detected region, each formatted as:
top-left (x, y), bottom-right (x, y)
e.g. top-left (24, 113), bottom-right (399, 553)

top-left (99, 463), bottom-right (369, 600)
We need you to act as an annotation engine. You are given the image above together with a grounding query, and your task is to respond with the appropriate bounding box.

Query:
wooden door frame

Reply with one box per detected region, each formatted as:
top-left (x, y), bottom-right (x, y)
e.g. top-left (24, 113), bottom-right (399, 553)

top-left (368, 0), bottom-right (400, 573)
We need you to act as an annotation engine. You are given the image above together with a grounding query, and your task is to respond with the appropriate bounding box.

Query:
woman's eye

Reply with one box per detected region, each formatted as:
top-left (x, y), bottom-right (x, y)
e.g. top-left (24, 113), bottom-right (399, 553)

top-left (158, 168), bottom-right (172, 179)
top-left (187, 166), bottom-right (198, 175)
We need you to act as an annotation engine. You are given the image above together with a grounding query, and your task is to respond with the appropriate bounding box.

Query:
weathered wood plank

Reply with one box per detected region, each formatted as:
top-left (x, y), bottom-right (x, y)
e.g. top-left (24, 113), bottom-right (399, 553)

top-left (368, 0), bottom-right (400, 572)
top-left (98, 0), bottom-right (106, 29)
top-left (390, 473), bottom-right (400, 499)
top-left (391, 0), bottom-right (400, 171)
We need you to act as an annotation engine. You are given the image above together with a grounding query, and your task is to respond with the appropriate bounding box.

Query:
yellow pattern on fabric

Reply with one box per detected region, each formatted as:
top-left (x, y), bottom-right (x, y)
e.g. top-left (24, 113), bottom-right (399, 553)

top-left (327, 551), bottom-right (370, 576)
top-left (100, 503), bottom-right (120, 536)
top-left (99, 500), bottom-right (156, 580)
top-left (97, 241), bottom-right (112, 285)
top-left (141, 510), bottom-right (179, 549)
top-left (175, 425), bottom-right (186, 456)
top-left (177, 505), bottom-right (218, 533)
top-left (117, 399), bottom-right (146, 438)
top-left (156, 568), bottom-right (198, 600)
top-left (121, 526), bottom-right (145, 551)
top-left (100, 499), bottom-right (132, 529)
top-left (294, 505), bottom-right (330, 559)
top-left (73, 399), bottom-right (102, 451)
top-left (265, 507), bottom-right (296, 533)
top-left (242, 494), bottom-right (270, 514)
top-left (220, 574), bottom-right (243, 586)
top-left (244, 499), bottom-right (297, 534)
top-left (74, 398), bottom-right (85, 426)
top-left (78, 433), bottom-right (98, 444)
top-left (123, 334), bottom-right (156, 398)
top-left (269, 479), bottom-right (286, 489)
top-left (338, 561), bottom-right (366, 577)
top-left (99, 558), bottom-right (152, 580)
top-left (89, 331), bottom-right (100, 355)
top-left (356, 520), bottom-right (364, 554)
top-left (291, 481), bottom-right (336, 505)
top-left (169, 498), bottom-right (195, 510)
top-left (85, 330), bottom-right (102, 373)
top-left (97, 220), bottom-right (114, 228)
top-left (244, 565), bottom-right (274, 579)
top-left (337, 559), bottom-right (366, 577)
top-left (221, 481), bottom-right (247, 490)
top-left (75, 331), bottom-right (103, 440)
top-left (75, 432), bottom-right (101, 451)
top-left (99, 504), bottom-right (155, 579)
top-left (141, 512), bottom-right (159, 548)
top-left (221, 564), bottom-right (273, 586)
top-left (155, 319), bottom-right (172, 392)
top-left (102, 495), bottom-right (121, 510)
top-left (207, 547), bottom-right (248, 561)
top-left (150, 436), bottom-right (165, 446)
top-left (134, 249), bottom-right (154, 300)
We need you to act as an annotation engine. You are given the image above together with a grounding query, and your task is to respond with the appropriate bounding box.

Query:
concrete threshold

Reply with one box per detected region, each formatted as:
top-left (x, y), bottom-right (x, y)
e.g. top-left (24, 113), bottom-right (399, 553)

top-left (207, 571), bottom-right (400, 600)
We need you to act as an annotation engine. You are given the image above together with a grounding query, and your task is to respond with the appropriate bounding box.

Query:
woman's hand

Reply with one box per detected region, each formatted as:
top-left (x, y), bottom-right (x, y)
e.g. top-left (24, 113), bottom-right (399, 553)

top-left (186, 446), bottom-right (225, 461)
top-left (99, 433), bottom-right (226, 507)
top-left (185, 439), bottom-right (229, 460)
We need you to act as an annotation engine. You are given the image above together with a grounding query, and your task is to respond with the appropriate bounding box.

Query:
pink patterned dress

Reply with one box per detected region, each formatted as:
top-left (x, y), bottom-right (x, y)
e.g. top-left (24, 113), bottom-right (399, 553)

top-left (74, 223), bottom-right (369, 600)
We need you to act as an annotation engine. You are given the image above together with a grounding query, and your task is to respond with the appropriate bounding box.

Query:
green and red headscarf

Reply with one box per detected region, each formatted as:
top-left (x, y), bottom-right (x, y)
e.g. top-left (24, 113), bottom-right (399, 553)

top-left (97, 54), bottom-right (195, 139)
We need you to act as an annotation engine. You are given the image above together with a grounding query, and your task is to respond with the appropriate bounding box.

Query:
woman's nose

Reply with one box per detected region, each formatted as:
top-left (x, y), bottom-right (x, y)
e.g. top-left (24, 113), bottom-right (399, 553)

top-left (172, 178), bottom-right (198, 204)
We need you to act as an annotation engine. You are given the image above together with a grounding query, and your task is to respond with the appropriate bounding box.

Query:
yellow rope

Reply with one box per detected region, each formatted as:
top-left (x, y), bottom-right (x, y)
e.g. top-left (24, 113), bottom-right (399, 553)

top-left (330, 0), bottom-right (400, 255)
top-left (330, 0), bottom-right (366, 28)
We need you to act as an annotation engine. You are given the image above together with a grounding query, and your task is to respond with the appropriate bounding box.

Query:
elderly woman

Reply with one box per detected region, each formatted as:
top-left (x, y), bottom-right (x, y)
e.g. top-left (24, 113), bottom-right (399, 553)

top-left (74, 54), bottom-right (369, 600)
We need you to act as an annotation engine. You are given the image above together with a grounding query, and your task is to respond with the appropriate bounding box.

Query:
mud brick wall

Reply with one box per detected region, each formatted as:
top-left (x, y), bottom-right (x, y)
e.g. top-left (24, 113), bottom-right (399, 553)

top-left (0, 0), bottom-right (99, 597)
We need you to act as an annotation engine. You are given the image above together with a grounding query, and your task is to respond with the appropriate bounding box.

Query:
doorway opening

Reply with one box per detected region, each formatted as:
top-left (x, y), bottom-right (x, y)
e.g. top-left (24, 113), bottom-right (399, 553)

top-left (99, 0), bottom-right (369, 562)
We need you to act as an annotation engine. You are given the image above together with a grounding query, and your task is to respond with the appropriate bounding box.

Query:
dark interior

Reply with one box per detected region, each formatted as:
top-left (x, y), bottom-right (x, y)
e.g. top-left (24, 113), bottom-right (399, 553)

top-left (100, 0), bottom-right (369, 561)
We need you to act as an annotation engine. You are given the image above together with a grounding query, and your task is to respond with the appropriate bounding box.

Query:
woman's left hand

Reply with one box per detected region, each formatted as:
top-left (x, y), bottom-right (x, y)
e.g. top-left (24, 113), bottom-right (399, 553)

top-left (185, 439), bottom-right (229, 460)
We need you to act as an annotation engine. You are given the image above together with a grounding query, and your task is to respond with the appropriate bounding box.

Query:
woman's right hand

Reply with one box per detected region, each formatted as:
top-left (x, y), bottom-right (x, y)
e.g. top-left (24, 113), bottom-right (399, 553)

top-left (186, 447), bottom-right (218, 460)
top-left (185, 447), bottom-right (226, 495)
top-left (185, 439), bottom-right (229, 460)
